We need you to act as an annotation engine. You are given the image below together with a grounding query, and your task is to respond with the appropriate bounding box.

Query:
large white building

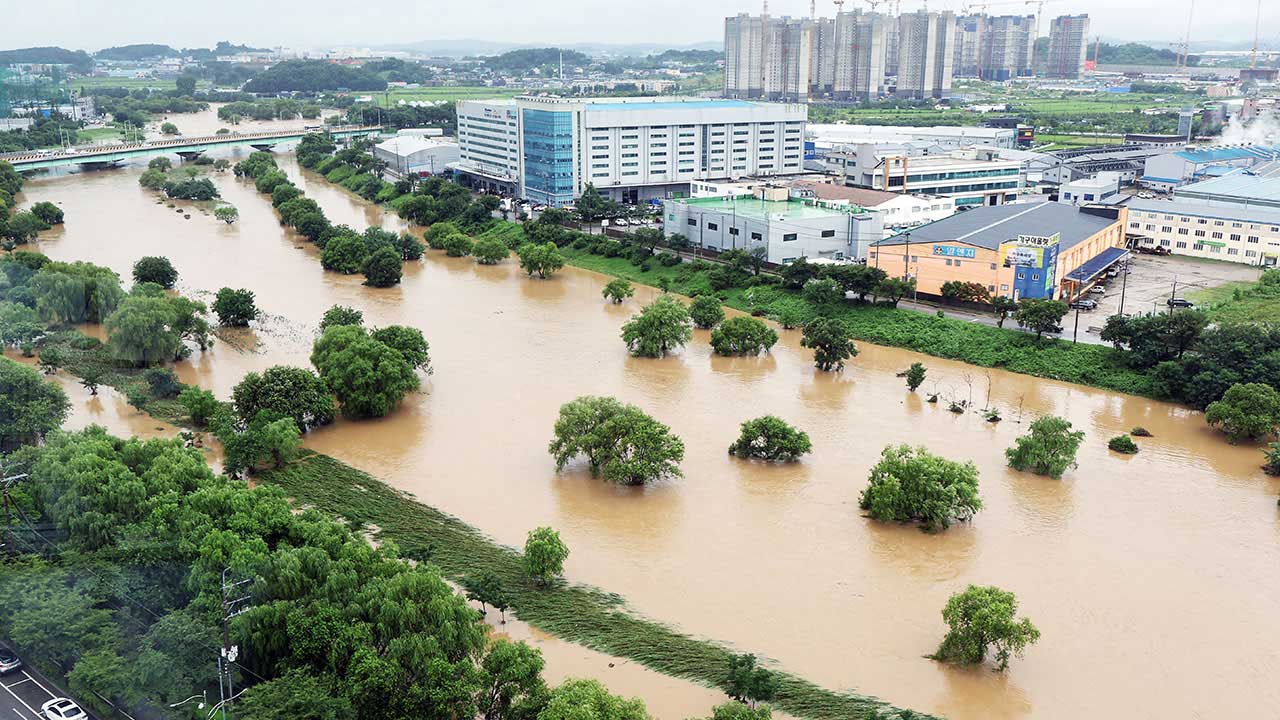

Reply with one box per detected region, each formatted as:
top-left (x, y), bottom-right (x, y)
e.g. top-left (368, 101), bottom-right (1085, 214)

top-left (807, 123), bottom-right (1018, 151)
top-left (663, 185), bottom-right (885, 264)
top-left (1125, 174), bottom-right (1280, 265)
top-left (824, 143), bottom-right (1024, 207)
top-left (454, 96), bottom-right (808, 206)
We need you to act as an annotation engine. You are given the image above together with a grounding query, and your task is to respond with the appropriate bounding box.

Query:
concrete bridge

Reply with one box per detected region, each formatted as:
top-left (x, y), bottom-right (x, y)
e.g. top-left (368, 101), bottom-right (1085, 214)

top-left (0, 125), bottom-right (382, 171)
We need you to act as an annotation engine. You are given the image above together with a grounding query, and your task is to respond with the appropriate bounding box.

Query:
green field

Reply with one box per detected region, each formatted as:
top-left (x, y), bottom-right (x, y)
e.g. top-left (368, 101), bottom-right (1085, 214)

top-left (377, 86), bottom-right (523, 106)
top-left (70, 76), bottom-right (180, 90)
top-left (1187, 278), bottom-right (1280, 324)
top-left (1035, 133), bottom-right (1125, 148)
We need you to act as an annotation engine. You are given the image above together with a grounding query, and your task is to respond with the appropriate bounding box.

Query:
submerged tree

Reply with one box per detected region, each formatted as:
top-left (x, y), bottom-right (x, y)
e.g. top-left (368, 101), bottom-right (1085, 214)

top-left (620, 295), bottom-right (693, 358)
top-left (905, 362), bottom-right (926, 392)
top-left (523, 526), bottom-right (569, 586)
top-left (934, 585), bottom-right (1040, 672)
top-left (859, 444), bottom-right (981, 532)
top-left (800, 317), bottom-right (856, 371)
top-left (1205, 382), bottom-right (1280, 443)
top-left (709, 316), bottom-right (778, 356)
top-left (1005, 415), bottom-right (1085, 479)
top-left (728, 416), bottom-right (812, 462)
top-left (548, 395), bottom-right (685, 485)
top-left (601, 278), bottom-right (634, 304)
top-left (688, 295), bottom-right (726, 329)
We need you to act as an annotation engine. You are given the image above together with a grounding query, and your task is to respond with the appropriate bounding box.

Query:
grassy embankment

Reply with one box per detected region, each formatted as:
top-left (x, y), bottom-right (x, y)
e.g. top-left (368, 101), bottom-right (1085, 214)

top-left (260, 452), bottom-right (936, 720)
top-left (536, 235), bottom-right (1156, 398)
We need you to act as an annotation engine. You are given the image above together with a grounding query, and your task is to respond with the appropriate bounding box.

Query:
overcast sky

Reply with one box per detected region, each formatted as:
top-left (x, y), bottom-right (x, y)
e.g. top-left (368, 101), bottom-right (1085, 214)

top-left (7, 0), bottom-right (1275, 51)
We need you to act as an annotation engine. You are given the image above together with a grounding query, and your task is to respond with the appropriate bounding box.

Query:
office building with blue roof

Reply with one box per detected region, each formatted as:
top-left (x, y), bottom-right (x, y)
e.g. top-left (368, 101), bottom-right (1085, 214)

top-left (453, 96), bottom-right (808, 207)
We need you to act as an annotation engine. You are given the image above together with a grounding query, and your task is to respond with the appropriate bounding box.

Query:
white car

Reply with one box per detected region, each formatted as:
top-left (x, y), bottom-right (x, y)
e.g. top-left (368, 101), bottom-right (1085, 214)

top-left (41, 698), bottom-right (87, 720)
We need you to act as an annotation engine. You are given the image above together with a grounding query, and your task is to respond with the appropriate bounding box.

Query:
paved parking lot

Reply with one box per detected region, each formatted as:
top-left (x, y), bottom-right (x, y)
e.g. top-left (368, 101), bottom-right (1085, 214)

top-left (1074, 253), bottom-right (1263, 330)
top-left (0, 649), bottom-right (96, 720)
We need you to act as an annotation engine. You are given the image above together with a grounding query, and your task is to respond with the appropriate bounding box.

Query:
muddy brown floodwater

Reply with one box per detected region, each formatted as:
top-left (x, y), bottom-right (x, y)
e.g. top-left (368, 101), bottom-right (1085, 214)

top-left (18, 114), bottom-right (1280, 719)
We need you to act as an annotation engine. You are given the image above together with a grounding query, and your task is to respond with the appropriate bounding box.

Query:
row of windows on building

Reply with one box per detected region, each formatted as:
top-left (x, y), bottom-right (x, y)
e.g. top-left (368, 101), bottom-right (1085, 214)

top-left (683, 217), bottom-right (837, 241)
top-left (589, 161), bottom-right (800, 179)
top-left (1136, 211), bottom-right (1280, 232)
top-left (1132, 221), bottom-right (1268, 243)
top-left (1152, 237), bottom-right (1257, 256)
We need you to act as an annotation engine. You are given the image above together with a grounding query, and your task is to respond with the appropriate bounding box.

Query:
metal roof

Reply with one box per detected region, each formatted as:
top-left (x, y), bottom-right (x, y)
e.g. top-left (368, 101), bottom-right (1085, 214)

top-left (1124, 196), bottom-right (1280, 225)
top-left (1176, 173), bottom-right (1280, 203)
top-left (1174, 145), bottom-right (1280, 164)
top-left (584, 100), bottom-right (757, 112)
top-left (871, 201), bottom-right (1118, 252)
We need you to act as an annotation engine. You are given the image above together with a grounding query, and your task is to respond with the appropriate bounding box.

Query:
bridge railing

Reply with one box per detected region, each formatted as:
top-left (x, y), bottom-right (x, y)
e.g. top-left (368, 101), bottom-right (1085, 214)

top-left (0, 125), bottom-right (382, 164)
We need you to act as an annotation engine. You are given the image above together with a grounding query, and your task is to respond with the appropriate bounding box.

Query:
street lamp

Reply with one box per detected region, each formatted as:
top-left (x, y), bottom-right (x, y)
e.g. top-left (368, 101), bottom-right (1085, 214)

top-left (168, 692), bottom-right (206, 710)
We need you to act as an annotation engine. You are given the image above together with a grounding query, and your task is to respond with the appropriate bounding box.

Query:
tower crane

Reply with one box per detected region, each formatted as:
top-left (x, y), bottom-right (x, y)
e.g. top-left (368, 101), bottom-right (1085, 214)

top-left (1250, 0), bottom-right (1262, 69)
top-left (1176, 0), bottom-right (1195, 69)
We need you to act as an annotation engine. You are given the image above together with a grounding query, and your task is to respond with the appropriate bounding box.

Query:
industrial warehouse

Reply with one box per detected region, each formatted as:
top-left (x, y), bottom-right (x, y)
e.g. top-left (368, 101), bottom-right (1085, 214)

top-left (869, 202), bottom-right (1129, 302)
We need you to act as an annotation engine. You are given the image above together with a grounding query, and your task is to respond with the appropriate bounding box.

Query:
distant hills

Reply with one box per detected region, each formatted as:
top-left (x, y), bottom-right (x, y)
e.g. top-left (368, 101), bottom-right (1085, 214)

top-left (0, 41), bottom-right (268, 68)
top-left (376, 39), bottom-right (721, 59)
top-left (0, 46), bottom-right (93, 72)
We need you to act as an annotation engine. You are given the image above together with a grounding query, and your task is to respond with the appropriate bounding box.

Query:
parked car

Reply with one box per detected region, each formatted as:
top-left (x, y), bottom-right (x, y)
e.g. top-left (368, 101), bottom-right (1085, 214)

top-left (1070, 299), bottom-right (1098, 310)
top-left (1089, 285), bottom-right (1107, 294)
top-left (1166, 297), bottom-right (1195, 308)
top-left (41, 699), bottom-right (87, 720)
top-left (0, 648), bottom-right (21, 674)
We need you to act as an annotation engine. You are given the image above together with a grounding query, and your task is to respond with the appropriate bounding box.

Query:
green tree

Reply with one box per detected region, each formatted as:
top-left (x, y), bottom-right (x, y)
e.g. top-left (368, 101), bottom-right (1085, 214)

top-left (424, 221), bottom-right (460, 250)
top-left (369, 325), bottom-right (432, 372)
top-left (621, 295), bottom-right (693, 358)
top-left (872, 276), bottom-right (915, 308)
top-left (160, 121), bottom-right (179, 135)
top-left (689, 295), bottom-right (726, 329)
top-left (214, 205), bottom-right (239, 224)
top-left (991, 296), bottom-right (1018, 328)
top-left (233, 365), bottom-right (336, 431)
top-left (311, 325), bottom-right (419, 418)
top-left (728, 416), bottom-right (811, 462)
top-left (905, 362), bottom-right (926, 392)
top-left (1005, 415), bottom-right (1085, 478)
top-left (237, 671), bottom-right (355, 720)
top-left (523, 526), bottom-right (569, 586)
top-left (474, 237), bottom-right (509, 265)
top-left (940, 280), bottom-right (989, 303)
top-left (443, 233), bottom-right (474, 258)
top-left (478, 640), bottom-right (546, 720)
top-left (709, 316), bottom-right (778, 356)
top-left (1107, 434), bottom-right (1139, 454)
top-left (177, 386), bottom-right (220, 427)
top-left (320, 304), bottom-right (364, 331)
top-left (132, 255), bottom-right (178, 288)
top-left (1263, 443), bottom-right (1280, 476)
top-left (859, 444), bottom-right (982, 532)
top-left (3, 212), bottom-right (49, 246)
top-left (105, 295), bottom-right (180, 366)
top-left (37, 345), bottom-right (64, 375)
top-left (726, 654), bottom-right (777, 709)
top-left (0, 356), bottom-right (70, 451)
top-left (212, 287), bottom-right (258, 326)
top-left (78, 366), bottom-right (104, 395)
top-left (575, 182), bottom-right (612, 224)
top-left (1205, 382), bottom-right (1280, 442)
top-left (802, 278), bottom-right (844, 308)
top-left (934, 585), bottom-right (1040, 672)
top-left (148, 156), bottom-right (172, 171)
top-left (1014, 298), bottom-right (1068, 340)
top-left (539, 679), bottom-right (645, 720)
top-left (30, 201), bottom-right (64, 226)
top-left (517, 242), bottom-right (565, 279)
top-left (601, 278), bottom-right (635, 304)
top-left (362, 246), bottom-right (404, 288)
top-left (800, 317), bottom-right (856, 371)
top-left (548, 395), bottom-right (685, 485)
top-left (321, 233), bottom-right (368, 274)
top-left (463, 570), bottom-right (510, 617)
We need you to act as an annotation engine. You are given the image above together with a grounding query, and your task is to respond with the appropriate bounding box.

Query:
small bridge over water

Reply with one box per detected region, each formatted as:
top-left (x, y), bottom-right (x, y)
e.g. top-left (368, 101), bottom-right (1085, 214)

top-left (0, 125), bottom-right (382, 171)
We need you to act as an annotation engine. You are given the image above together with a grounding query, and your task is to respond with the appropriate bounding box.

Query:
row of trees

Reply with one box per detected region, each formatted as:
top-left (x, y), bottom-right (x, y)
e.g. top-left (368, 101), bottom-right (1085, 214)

top-left (1, 161), bottom-right (64, 248)
top-left (0, 426), bottom-right (715, 720)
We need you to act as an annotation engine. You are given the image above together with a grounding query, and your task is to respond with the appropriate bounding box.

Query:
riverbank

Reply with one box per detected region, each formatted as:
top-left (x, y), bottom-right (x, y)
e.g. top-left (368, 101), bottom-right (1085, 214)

top-left (260, 452), bottom-right (933, 720)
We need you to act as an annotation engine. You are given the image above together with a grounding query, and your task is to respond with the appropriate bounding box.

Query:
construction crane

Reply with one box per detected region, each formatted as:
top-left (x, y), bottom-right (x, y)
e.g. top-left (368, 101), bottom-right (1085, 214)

top-left (1175, 0), bottom-right (1195, 69)
top-left (861, 0), bottom-right (886, 12)
top-left (833, 0), bottom-right (845, 14)
top-left (1251, 0), bottom-right (1263, 69)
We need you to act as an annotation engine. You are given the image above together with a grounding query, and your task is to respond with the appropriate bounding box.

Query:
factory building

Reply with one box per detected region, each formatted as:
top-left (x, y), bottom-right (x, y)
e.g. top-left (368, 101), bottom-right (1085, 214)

top-left (454, 96), bottom-right (808, 207)
top-left (1124, 174), bottom-right (1280, 265)
top-left (663, 185), bottom-right (885, 264)
top-left (870, 202), bottom-right (1129, 302)
top-left (1140, 145), bottom-right (1280, 193)
top-left (825, 144), bottom-right (1024, 207)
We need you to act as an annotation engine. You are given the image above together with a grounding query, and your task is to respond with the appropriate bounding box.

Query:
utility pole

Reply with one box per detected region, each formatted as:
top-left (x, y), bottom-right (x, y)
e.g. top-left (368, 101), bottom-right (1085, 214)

top-left (1168, 274), bottom-right (1178, 315)
top-left (1072, 305), bottom-right (1080, 343)
top-left (219, 567), bottom-right (253, 720)
top-left (1117, 259), bottom-right (1129, 316)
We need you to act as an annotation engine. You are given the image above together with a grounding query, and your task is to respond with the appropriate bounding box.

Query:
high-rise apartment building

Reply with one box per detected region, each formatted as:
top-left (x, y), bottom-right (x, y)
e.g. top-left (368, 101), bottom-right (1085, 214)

top-left (724, 13), bottom-right (811, 102)
top-left (831, 10), bottom-right (888, 101)
top-left (895, 10), bottom-right (955, 99)
top-left (1046, 14), bottom-right (1090, 79)
top-left (953, 15), bottom-right (984, 78)
top-left (969, 15), bottom-right (1036, 81)
top-left (809, 16), bottom-right (837, 96)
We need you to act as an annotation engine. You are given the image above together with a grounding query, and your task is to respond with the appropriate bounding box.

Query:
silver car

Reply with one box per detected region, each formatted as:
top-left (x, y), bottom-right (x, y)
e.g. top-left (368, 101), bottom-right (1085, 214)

top-left (0, 648), bottom-right (20, 674)
top-left (41, 698), bottom-right (87, 720)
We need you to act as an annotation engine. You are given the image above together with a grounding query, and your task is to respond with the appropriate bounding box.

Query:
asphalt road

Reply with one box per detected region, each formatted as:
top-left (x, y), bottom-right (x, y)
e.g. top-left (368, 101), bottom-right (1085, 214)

top-left (0, 650), bottom-right (95, 720)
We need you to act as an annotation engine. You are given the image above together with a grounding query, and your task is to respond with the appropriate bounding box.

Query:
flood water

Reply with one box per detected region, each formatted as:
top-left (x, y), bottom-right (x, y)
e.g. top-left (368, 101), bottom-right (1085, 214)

top-left (17, 112), bottom-right (1280, 719)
